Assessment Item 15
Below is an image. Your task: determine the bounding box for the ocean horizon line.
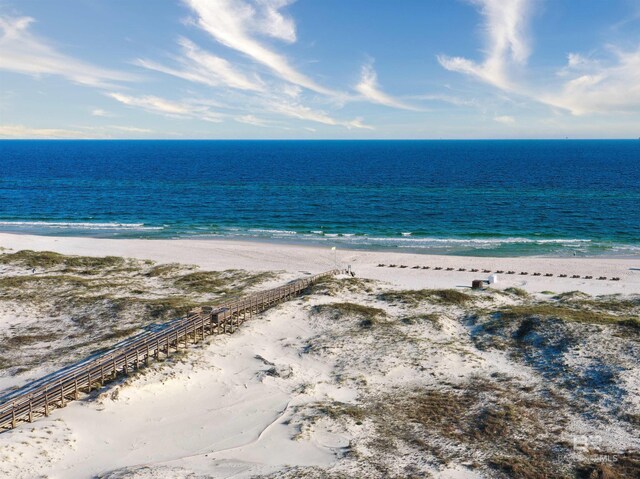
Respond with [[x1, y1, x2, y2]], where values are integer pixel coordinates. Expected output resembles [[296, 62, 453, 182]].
[[1, 138, 640, 142]]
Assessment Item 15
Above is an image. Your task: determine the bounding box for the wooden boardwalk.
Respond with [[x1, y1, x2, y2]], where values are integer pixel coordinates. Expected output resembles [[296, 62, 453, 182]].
[[0, 269, 340, 431]]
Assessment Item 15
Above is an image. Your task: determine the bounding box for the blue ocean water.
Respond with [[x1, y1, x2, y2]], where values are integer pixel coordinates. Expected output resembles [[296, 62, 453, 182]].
[[0, 140, 638, 257]]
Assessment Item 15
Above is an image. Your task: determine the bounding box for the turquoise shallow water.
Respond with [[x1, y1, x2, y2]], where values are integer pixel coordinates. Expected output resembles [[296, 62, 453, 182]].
[[0, 140, 639, 257]]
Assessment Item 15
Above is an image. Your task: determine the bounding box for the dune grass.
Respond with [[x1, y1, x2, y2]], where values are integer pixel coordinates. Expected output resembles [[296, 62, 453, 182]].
[[312, 302, 386, 319], [0, 250, 127, 271], [378, 288, 473, 306], [504, 287, 530, 298], [306, 276, 376, 296], [0, 250, 280, 373], [497, 303, 640, 330]]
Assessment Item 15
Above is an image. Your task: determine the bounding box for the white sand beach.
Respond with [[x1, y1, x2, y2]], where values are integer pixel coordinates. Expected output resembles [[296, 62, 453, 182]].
[[0, 233, 638, 478], [1, 233, 639, 295]]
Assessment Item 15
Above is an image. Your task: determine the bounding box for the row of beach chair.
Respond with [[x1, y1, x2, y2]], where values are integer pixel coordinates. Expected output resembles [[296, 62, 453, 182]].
[[375, 264, 620, 281]]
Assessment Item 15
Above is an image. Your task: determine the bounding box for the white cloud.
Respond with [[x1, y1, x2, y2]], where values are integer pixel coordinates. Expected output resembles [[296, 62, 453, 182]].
[[494, 115, 515, 124], [255, 0, 297, 42], [108, 125, 153, 133], [0, 124, 91, 138], [235, 114, 272, 126], [411, 94, 479, 108], [136, 37, 264, 91], [437, 0, 532, 91], [543, 47, 640, 115], [0, 16, 135, 88], [184, 0, 338, 96], [107, 92, 222, 122], [438, 1, 640, 116], [270, 101, 373, 129], [355, 62, 417, 110], [91, 108, 113, 117]]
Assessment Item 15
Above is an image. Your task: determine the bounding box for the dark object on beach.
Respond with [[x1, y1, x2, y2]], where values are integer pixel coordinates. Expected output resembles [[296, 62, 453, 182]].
[[597, 276, 607, 280], [559, 274, 567, 278], [520, 271, 528, 275], [533, 272, 541, 276], [458, 268, 466, 271], [446, 267, 454, 271], [612, 277, 620, 281], [399, 265, 408, 269], [483, 269, 492, 273], [412, 265, 420, 269], [470, 268, 479, 272], [471, 279, 486, 290], [507, 271, 515, 274], [544, 273, 553, 277], [584, 275, 593, 279], [422, 266, 430, 270], [377, 264, 385, 267], [495, 270, 504, 273], [435, 267, 443, 270], [572, 274, 580, 278], [389, 264, 397, 268]]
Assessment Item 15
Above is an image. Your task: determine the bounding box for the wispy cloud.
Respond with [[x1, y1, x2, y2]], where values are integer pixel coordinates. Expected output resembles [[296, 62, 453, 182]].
[[542, 47, 640, 115], [107, 92, 222, 122], [91, 108, 114, 117], [108, 125, 153, 133], [0, 16, 135, 88], [136, 37, 264, 91], [438, 0, 640, 116], [494, 115, 515, 124], [437, 0, 532, 91], [183, 0, 338, 96], [0, 124, 91, 138], [411, 93, 479, 108], [355, 62, 417, 110], [270, 101, 373, 129], [235, 114, 273, 127]]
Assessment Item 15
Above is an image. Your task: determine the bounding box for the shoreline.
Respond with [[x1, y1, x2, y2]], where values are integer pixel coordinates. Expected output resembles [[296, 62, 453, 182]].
[[2, 232, 639, 296], [0, 228, 639, 260]]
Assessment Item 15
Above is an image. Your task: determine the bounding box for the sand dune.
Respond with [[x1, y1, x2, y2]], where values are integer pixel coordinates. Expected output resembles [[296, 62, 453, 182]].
[[0, 234, 638, 478]]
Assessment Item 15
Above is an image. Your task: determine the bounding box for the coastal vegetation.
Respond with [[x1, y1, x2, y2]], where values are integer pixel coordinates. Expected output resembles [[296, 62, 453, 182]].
[[0, 249, 280, 379], [294, 279, 640, 478], [378, 288, 474, 306], [1, 250, 638, 478]]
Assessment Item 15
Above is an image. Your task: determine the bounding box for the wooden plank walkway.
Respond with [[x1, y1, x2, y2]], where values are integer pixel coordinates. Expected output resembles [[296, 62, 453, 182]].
[[0, 269, 340, 431]]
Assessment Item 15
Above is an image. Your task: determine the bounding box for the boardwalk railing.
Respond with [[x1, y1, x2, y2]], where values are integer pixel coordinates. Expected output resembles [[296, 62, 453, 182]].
[[0, 269, 341, 430]]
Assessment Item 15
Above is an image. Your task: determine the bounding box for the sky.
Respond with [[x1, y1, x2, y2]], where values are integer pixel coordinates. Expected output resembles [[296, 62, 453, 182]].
[[1, 0, 640, 139]]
